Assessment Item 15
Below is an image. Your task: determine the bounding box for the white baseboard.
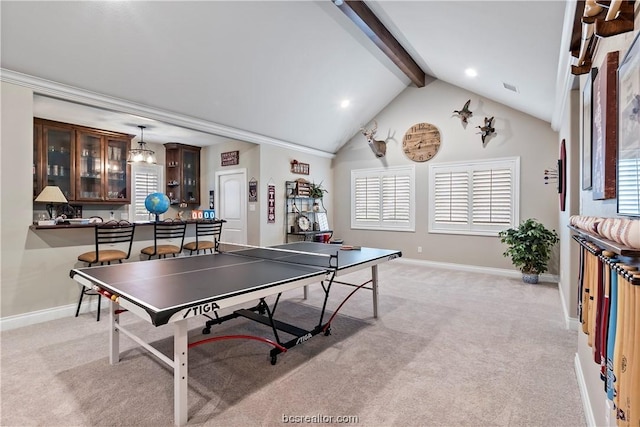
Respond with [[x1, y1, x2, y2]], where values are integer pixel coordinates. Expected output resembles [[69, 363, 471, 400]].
[[557, 283, 581, 331], [395, 257, 559, 283], [0, 298, 102, 332], [574, 353, 597, 427]]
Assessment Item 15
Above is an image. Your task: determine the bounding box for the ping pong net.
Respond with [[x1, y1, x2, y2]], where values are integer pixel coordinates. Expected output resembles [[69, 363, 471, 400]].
[[217, 242, 338, 269]]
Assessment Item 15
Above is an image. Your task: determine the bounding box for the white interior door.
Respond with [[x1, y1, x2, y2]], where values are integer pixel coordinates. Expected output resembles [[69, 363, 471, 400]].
[[216, 169, 247, 244]]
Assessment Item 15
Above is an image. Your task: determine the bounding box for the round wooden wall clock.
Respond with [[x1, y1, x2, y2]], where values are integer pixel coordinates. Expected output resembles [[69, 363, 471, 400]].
[[402, 122, 441, 162]]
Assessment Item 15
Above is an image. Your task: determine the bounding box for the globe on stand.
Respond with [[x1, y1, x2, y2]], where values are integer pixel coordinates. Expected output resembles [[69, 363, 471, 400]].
[[144, 192, 170, 222]]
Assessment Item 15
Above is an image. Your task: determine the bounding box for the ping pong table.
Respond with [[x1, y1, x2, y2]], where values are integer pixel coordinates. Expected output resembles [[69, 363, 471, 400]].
[[69, 241, 401, 426]]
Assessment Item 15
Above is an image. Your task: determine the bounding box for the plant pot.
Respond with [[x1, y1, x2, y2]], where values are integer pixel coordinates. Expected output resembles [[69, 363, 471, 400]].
[[522, 272, 539, 284]]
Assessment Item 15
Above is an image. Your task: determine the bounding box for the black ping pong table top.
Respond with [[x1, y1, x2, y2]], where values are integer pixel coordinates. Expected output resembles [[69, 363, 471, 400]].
[[70, 242, 401, 326]]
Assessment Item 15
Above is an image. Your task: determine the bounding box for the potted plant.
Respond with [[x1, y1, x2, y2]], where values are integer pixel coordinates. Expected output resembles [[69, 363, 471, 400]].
[[498, 218, 559, 284], [309, 181, 328, 199]]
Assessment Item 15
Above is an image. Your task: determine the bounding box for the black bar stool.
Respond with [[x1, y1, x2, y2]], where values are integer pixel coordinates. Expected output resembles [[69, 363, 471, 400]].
[[76, 220, 136, 321]]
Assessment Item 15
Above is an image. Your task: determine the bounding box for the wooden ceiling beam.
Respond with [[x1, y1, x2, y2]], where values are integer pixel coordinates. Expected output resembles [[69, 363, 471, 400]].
[[336, 0, 426, 87]]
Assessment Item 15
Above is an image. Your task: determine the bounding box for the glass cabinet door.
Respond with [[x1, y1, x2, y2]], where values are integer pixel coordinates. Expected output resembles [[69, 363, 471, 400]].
[[166, 149, 181, 205], [43, 125, 74, 201], [33, 124, 41, 198], [77, 131, 103, 201], [105, 137, 129, 202], [183, 149, 199, 204]]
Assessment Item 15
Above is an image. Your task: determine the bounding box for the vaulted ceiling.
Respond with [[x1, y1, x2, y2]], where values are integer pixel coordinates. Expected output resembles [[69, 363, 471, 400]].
[[1, 1, 571, 155]]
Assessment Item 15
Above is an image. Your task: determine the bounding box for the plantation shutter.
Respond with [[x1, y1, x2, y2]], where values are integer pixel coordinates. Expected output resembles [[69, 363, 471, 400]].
[[382, 174, 411, 223], [617, 157, 640, 216], [354, 176, 380, 222], [131, 164, 163, 222], [351, 165, 415, 230], [433, 171, 469, 224], [472, 168, 512, 225], [429, 157, 519, 235]]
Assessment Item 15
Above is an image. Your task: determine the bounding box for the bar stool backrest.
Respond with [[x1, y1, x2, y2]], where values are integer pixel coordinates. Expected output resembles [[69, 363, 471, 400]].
[[184, 220, 224, 255], [91, 220, 136, 263], [143, 219, 187, 258]]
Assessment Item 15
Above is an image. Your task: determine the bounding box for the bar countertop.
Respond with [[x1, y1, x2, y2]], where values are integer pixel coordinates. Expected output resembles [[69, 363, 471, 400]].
[[29, 218, 225, 230]]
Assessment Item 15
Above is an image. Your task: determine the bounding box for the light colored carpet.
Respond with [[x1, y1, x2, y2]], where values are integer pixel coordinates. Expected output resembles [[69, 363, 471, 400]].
[[0, 261, 585, 426]]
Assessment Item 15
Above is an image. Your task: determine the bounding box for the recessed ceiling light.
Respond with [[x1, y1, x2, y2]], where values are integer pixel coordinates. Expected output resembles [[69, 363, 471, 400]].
[[465, 68, 478, 77], [340, 99, 350, 108]]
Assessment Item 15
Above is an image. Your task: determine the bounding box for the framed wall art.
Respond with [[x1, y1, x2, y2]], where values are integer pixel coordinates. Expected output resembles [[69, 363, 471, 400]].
[[617, 32, 640, 217], [582, 68, 597, 190], [221, 150, 239, 166], [592, 51, 619, 200]]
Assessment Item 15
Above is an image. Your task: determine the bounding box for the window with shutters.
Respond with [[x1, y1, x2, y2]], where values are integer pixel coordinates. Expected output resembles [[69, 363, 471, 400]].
[[617, 157, 640, 216], [428, 157, 519, 236], [351, 165, 415, 231], [130, 163, 164, 222]]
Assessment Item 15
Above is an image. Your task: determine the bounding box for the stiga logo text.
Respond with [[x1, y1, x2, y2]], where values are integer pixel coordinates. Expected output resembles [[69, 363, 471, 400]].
[[183, 302, 220, 318], [295, 333, 313, 345]]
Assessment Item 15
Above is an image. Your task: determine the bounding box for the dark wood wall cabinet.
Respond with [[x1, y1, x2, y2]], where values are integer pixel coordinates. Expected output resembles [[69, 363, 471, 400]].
[[164, 143, 201, 206], [33, 118, 133, 204]]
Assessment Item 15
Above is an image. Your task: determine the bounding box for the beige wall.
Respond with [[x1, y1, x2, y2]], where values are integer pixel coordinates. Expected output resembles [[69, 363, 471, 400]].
[[259, 144, 333, 247], [332, 79, 560, 272], [0, 81, 333, 322], [0, 82, 174, 319], [201, 139, 261, 246], [572, 8, 640, 427], [557, 88, 582, 326]]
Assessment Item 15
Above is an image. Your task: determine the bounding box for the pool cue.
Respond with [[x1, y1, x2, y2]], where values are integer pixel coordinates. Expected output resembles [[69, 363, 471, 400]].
[[578, 243, 585, 322], [614, 267, 628, 416], [583, 246, 593, 337], [598, 252, 615, 385], [587, 247, 600, 346], [628, 273, 640, 427], [617, 266, 637, 424], [593, 254, 605, 364], [606, 265, 618, 402]]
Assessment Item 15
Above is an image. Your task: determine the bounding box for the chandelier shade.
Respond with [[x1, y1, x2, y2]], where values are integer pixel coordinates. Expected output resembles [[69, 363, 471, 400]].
[[127, 125, 156, 164]]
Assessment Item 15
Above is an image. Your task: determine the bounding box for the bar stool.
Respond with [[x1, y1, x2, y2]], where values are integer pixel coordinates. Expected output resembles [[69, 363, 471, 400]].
[[183, 219, 223, 255], [140, 219, 187, 260], [76, 220, 136, 321]]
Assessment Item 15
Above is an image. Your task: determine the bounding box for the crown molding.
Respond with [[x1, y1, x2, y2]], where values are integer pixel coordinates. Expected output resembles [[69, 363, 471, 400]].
[[0, 68, 335, 159]]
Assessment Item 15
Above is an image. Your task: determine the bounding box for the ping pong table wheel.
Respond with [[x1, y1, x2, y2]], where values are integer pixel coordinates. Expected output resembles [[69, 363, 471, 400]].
[[202, 327, 211, 335], [324, 327, 332, 336], [271, 355, 278, 365]]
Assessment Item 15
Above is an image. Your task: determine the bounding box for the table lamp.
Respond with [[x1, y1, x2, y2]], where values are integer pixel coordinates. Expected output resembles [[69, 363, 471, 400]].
[[34, 186, 68, 219]]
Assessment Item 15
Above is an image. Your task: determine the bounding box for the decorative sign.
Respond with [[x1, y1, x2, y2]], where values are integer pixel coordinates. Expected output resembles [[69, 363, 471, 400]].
[[191, 209, 216, 220], [290, 160, 309, 175], [559, 140, 566, 212], [249, 178, 258, 202], [267, 184, 275, 223], [221, 151, 239, 166]]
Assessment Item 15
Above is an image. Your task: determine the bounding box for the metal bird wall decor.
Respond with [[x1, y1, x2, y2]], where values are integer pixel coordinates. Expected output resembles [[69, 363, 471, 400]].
[[453, 99, 473, 125], [477, 116, 496, 145]]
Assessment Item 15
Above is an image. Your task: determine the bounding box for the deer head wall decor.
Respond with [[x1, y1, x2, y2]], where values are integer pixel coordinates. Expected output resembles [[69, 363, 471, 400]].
[[360, 120, 387, 158]]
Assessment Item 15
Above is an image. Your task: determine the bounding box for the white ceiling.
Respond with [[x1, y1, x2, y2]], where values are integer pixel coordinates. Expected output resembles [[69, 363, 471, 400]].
[[1, 1, 571, 154]]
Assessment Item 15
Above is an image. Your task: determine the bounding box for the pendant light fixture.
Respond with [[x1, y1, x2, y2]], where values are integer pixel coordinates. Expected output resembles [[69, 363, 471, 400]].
[[127, 125, 156, 163]]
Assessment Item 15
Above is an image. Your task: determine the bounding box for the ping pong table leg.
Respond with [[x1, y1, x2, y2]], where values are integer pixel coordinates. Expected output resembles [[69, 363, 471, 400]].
[[174, 320, 188, 426], [303, 285, 308, 300], [372, 265, 379, 319], [109, 300, 120, 364]]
